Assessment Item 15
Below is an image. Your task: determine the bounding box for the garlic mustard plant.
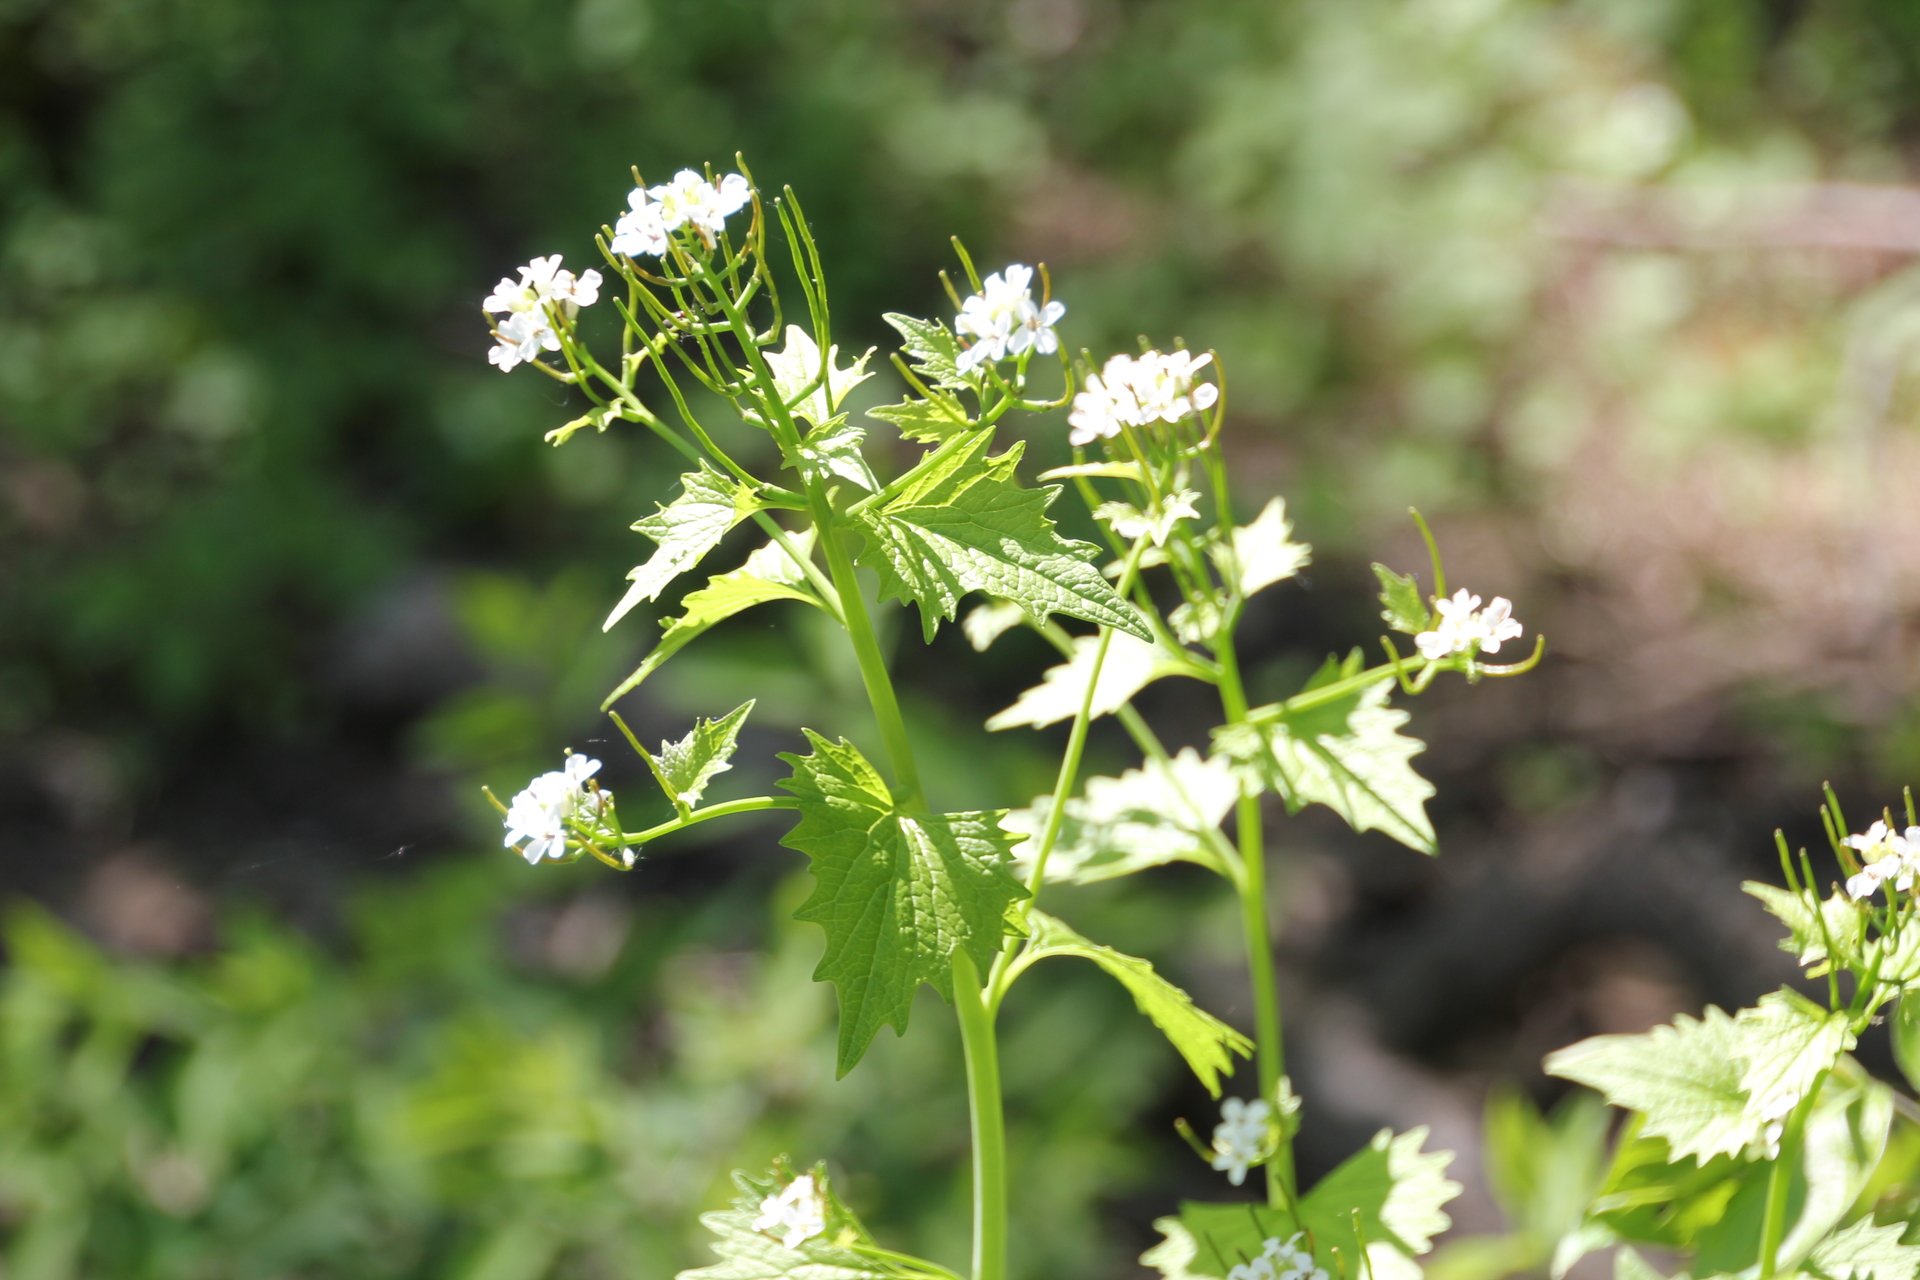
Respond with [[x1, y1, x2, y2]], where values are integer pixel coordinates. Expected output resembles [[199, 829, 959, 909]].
[[471, 155, 1918, 1280]]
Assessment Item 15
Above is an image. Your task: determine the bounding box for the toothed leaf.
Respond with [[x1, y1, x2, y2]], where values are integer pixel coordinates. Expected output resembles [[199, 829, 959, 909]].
[[649, 701, 755, 809], [778, 733, 1026, 1074], [1025, 910, 1252, 1096], [853, 431, 1149, 643], [1217, 655, 1435, 854], [1374, 564, 1431, 635], [606, 464, 767, 629], [1216, 498, 1310, 597], [604, 533, 820, 708]]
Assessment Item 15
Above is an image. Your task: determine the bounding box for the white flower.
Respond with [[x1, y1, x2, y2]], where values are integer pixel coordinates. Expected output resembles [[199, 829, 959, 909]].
[[613, 170, 751, 255], [647, 168, 753, 235], [1208, 1096, 1270, 1186], [751, 1173, 827, 1250], [1843, 820, 1920, 900], [501, 752, 610, 864], [482, 255, 600, 368], [1414, 589, 1525, 660], [488, 310, 557, 372], [1257, 1234, 1328, 1280], [1016, 296, 1067, 357], [955, 264, 1065, 372], [554, 267, 601, 308], [611, 190, 670, 258], [1068, 354, 1144, 445], [1227, 1236, 1326, 1280], [1067, 349, 1216, 445], [483, 254, 601, 316], [1130, 350, 1219, 424]]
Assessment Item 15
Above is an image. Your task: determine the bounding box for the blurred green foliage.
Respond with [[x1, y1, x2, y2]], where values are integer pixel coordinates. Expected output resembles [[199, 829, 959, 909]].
[[11, 0, 1920, 758], [0, 860, 1236, 1277]]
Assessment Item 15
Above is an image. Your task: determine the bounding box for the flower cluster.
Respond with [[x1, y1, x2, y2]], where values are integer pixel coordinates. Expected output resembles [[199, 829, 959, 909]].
[[482, 254, 602, 371], [954, 264, 1065, 373], [1227, 1233, 1330, 1280], [1067, 349, 1219, 446], [1208, 1096, 1270, 1186], [611, 168, 752, 259], [751, 1173, 827, 1249], [1414, 589, 1524, 661], [502, 752, 613, 865], [1843, 820, 1920, 901]]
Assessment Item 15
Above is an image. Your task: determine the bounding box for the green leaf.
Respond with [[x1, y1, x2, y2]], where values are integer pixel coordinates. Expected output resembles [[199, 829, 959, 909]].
[[1098, 490, 1202, 549], [1880, 924, 1920, 987], [794, 419, 879, 493], [882, 312, 968, 390], [868, 396, 974, 444], [603, 533, 821, 708], [1146, 1129, 1458, 1280], [606, 463, 767, 630], [1024, 911, 1252, 1096], [1480, 1088, 1611, 1246], [1218, 656, 1436, 854], [1742, 882, 1866, 975], [986, 633, 1191, 731], [680, 1163, 902, 1280], [961, 600, 1026, 653], [1805, 1215, 1920, 1280], [1374, 564, 1431, 635], [1038, 460, 1148, 483], [1577, 1127, 1742, 1258], [763, 325, 875, 427], [1731, 989, 1855, 1127], [1300, 1127, 1461, 1263], [1688, 1071, 1892, 1275], [1143, 1204, 1297, 1280], [778, 733, 1027, 1075], [1006, 748, 1238, 884], [1612, 1248, 1688, 1280], [1545, 1006, 1759, 1164], [647, 701, 753, 809], [853, 431, 1150, 643], [1895, 995, 1920, 1095], [1215, 497, 1310, 597]]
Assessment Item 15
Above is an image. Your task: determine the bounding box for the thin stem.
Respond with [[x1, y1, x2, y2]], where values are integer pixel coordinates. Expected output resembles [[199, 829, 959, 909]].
[[1012, 538, 1152, 903], [1215, 629, 1294, 1202], [615, 795, 800, 847], [952, 951, 1008, 1280]]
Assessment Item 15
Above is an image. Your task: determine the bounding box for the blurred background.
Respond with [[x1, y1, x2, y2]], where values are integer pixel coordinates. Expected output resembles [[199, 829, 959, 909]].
[[6, 0, 1920, 1275]]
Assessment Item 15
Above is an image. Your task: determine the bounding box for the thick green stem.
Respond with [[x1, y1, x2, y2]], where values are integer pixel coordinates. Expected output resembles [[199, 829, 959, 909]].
[[1215, 631, 1295, 1201], [699, 249, 1003, 1279], [952, 951, 1008, 1280]]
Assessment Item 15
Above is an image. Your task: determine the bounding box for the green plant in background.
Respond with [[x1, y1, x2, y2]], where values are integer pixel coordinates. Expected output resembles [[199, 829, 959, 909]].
[[1543, 791, 1920, 1280], [480, 157, 1546, 1280]]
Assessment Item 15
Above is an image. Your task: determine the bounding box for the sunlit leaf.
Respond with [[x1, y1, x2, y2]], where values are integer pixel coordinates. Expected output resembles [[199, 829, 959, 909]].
[[778, 733, 1026, 1075]]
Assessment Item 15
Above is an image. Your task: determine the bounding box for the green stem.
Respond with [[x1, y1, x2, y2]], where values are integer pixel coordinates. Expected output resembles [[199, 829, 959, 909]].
[[1215, 631, 1295, 1202], [819, 517, 924, 808], [952, 950, 1008, 1280], [615, 795, 800, 846], [1757, 1090, 1814, 1280], [1010, 538, 1152, 904]]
